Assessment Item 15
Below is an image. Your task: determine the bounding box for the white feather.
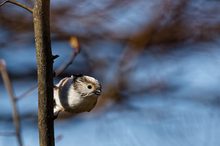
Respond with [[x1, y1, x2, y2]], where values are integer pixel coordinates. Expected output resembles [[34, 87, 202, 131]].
[[67, 86, 82, 107]]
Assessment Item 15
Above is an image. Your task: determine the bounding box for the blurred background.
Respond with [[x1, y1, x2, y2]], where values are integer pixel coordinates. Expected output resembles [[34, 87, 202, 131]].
[[1, 0, 220, 146]]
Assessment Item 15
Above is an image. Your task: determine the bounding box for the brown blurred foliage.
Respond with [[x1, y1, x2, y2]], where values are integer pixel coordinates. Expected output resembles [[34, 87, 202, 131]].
[[1, 0, 220, 108], [1, 0, 220, 45]]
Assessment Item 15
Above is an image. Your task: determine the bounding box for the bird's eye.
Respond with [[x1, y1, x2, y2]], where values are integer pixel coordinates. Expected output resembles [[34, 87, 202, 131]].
[[87, 85, 92, 89]]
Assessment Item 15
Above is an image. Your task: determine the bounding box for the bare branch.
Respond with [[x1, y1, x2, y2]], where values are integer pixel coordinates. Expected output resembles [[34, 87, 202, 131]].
[[0, 59, 23, 146], [55, 36, 80, 76], [0, 0, 33, 13], [16, 37, 80, 101], [54, 49, 79, 76], [16, 84, 37, 100]]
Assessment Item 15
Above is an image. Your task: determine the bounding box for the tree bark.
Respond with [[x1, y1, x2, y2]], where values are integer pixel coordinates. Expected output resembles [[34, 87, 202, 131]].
[[33, 0, 55, 146]]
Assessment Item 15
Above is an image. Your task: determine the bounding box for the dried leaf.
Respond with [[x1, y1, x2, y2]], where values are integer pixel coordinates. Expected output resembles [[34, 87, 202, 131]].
[[69, 36, 80, 53]]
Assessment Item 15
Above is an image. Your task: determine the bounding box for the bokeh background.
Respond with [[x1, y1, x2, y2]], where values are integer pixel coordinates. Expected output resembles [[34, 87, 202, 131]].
[[1, 0, 220, 146]]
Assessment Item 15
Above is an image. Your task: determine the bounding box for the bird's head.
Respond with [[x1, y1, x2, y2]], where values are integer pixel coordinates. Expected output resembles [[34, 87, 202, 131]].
[[72, 75, 101, 97]]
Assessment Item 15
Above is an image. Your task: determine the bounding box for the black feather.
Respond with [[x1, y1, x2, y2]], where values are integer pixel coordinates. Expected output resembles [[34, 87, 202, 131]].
[[72, 74, 83, 82]]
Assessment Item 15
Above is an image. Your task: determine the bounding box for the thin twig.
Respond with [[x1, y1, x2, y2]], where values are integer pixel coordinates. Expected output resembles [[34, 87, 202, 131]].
[[0, 0, 33, 13], [0, 59, 23, 146], [16, 84, 37, 100], [55, 37, 80, 76], [55, 49, 79, 76]]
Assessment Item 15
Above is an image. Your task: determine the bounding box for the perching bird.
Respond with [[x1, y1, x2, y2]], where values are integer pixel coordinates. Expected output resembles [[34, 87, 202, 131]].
[[53, 74, 101, 119]]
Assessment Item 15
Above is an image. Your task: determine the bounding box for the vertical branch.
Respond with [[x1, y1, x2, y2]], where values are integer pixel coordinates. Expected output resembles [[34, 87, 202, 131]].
[[0, 60, 23, 146], [33, 0, 55, 146]]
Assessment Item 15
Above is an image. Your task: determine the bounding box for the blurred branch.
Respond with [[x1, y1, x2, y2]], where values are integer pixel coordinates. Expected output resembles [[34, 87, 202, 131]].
[[0, 59, 23, 146], [0, 131, 16, 136], [55, 36, 80, 76], [0, 0, 33, 13], [103, 0, 175, 104], [55, 134, 63, 143]]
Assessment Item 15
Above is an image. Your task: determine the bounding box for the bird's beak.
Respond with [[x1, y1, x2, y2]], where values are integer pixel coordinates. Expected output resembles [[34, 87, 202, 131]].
[[94, 89, 101, 96]]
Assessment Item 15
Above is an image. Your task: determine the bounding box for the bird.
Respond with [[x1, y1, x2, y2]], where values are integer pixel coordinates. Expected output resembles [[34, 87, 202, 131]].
[[53, 74, 101, 119]]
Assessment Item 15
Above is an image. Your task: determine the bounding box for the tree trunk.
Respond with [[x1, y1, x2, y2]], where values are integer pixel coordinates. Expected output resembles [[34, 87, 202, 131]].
[[33, 0, 55, 146]]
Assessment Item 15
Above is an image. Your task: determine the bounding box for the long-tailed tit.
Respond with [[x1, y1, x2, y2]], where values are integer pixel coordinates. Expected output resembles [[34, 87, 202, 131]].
[[53, 75, 101, 119]]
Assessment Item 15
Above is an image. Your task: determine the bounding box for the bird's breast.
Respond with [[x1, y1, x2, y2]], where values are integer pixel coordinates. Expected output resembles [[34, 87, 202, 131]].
[[66, 94, 98, 113]]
